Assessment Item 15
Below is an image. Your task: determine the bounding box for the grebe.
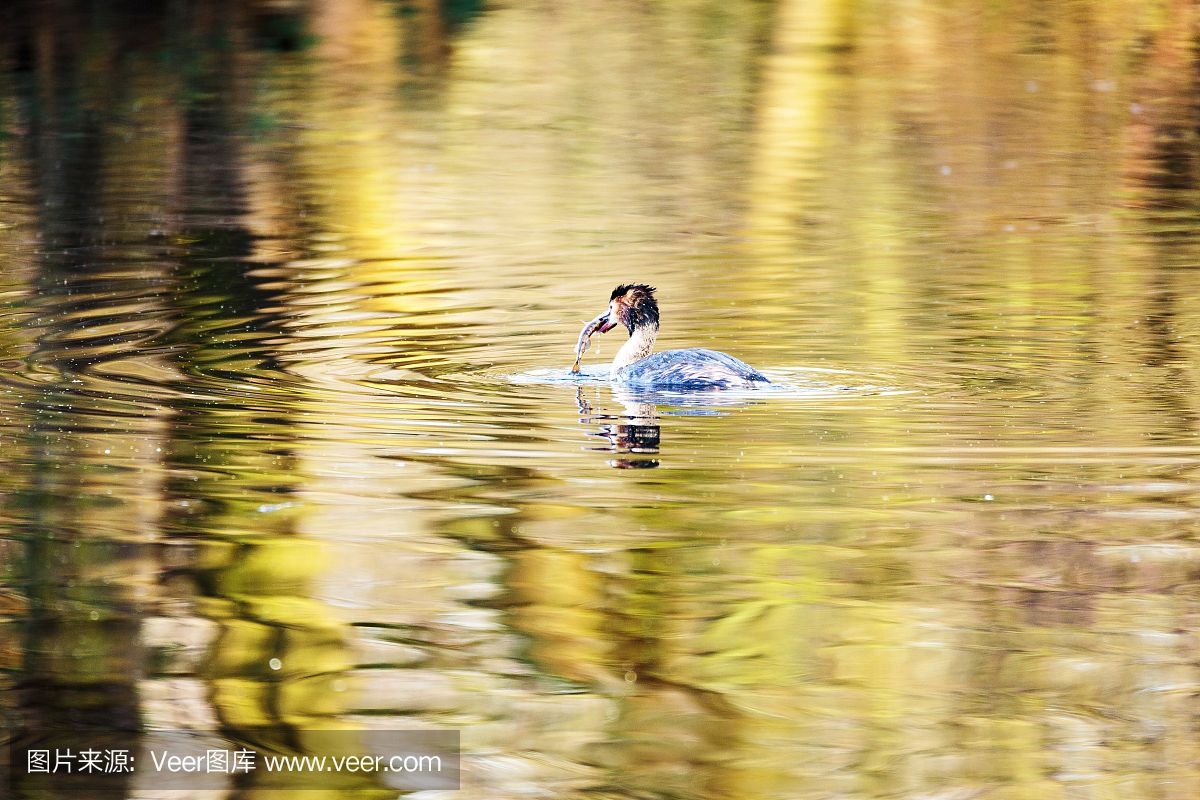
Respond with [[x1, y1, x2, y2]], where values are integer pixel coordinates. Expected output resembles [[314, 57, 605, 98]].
[[579, 284, 769, 389]]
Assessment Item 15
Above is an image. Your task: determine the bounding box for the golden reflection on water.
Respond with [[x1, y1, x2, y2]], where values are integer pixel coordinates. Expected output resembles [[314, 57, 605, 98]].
[[2, 1, 1200, 799]]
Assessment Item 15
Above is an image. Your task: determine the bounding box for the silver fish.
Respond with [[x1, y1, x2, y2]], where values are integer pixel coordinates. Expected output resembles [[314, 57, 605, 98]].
[[571, 316, 603, 373]]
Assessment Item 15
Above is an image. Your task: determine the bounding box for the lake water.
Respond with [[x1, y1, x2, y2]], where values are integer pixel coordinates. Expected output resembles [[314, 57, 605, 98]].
[[2, 1, 1200, 798]]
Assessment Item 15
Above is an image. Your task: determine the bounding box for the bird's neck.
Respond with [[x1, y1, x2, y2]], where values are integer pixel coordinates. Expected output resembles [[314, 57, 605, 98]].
[[612, 324, 658, 371]]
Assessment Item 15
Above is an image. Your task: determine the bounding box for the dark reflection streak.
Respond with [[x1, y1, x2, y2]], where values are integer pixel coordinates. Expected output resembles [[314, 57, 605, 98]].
[[4, 3, 179, 787], [158, 9, 373, 793], [14, 2, 184, 399], [1134, 19, 1200, 436], [1138, 270, 1200, 438], [168, 11, 298, 385]]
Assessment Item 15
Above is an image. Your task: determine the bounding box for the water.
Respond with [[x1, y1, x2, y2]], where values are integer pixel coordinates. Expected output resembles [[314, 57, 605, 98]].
[[2, 1, 1200, 798]]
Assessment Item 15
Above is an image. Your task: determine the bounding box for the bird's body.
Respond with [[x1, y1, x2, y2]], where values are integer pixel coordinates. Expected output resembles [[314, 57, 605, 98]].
[[575, 284, 768, 390], [617, 348, 768, 389]]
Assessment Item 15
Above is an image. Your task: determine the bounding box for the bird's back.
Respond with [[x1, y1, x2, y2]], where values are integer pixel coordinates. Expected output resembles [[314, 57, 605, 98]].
[[616, 348, 769, 389]]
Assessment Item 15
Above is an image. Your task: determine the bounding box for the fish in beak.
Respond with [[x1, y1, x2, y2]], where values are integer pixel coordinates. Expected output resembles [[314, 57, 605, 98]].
[[592, 308, 618, 334], [571, 308, 618, 373]]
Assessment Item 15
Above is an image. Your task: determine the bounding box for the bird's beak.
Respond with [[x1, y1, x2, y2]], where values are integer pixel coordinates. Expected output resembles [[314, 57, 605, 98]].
[[590, 308, 618, 334]]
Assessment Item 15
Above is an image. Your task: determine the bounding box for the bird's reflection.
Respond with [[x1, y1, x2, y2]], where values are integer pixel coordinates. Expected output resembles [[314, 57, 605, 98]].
[[575, 384, 764, 468], [577, 387, 661, 469]]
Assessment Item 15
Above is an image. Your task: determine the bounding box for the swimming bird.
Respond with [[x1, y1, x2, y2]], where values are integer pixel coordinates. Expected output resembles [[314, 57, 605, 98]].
[[578, 284, 769, 389]]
